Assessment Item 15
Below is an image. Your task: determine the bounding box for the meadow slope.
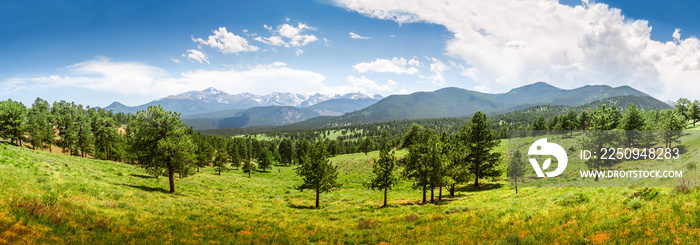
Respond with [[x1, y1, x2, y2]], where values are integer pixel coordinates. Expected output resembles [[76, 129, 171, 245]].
[[1, 143, 700, 244]]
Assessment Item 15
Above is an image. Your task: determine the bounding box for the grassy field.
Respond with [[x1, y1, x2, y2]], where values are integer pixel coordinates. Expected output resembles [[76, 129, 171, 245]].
[[2, 141, 700, 244]]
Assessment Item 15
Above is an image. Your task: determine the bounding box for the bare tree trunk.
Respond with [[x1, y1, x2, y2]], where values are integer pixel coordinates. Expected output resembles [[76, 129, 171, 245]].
[[450, 183, 455, 197], [430, 188, 434, 203], [422, 185, 426, 204], [439, 186, 442, 200]]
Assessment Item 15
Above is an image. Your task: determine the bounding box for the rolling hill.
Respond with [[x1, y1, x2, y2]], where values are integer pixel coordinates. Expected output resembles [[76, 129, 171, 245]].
[[280, 83, 668, 129]]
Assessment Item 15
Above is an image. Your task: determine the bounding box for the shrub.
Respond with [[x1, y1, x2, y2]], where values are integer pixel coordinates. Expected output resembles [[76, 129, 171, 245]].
[[554, 193, 589, 207], [404, 214, 419, 222], [625, 197, 643, 210], [357, 218, 378, 230]]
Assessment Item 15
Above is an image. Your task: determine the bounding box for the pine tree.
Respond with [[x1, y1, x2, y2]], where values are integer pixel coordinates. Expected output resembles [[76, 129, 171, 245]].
[[257, 148, 272, 172], [360, 137, 374, 155], [241, 157, 255, 178], [213, 151, 228, 175], [128, 105, 196, 193], [509, 150, 526, 194], [26, 98, 54, 151], [366, 140, 397, 207], [295, 141, 340, 208], [278, 138, 294, 165], [460, 111, 502, 187], [0, 99, 28, 146]]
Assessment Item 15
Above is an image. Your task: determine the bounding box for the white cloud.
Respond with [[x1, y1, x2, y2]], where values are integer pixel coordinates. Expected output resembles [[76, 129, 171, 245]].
[[337, 0, 700, 100], [171, 58, 182, 64], [321, 75, 395, 94], [192, 27, 259, 54], [349, 32, 372, 39], [183, 49, 209, 64], [353, 57, 420, 74], [254, 22, 320, 50], [428, 57, 449, 85], [1, 58, 327, 97]]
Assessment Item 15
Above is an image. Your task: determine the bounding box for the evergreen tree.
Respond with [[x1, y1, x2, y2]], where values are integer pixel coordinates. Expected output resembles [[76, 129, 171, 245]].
[[241, 157, 255, 178], [366, 140, 397, 207], [402, 123, 424, 148], [403, 127, 437, 203], [295, 141, 340, 208], [359, 137, 374, 155], [578, 110, 590, 130], [0, 99, 28, 146], [509, 150, 526, 194], [26, 98, 54, 151], [295, 139, 311, 165], [128, 105, 196, 193], [460, 111, 502, 187], [75, 105, 93, 158], [620, 104, 645, 147], [195, 141, 213, 172], [690, 100, 700, 127], [675, 98, 691, 120], [582, 105, 623, 181], [278, 138, 294, 165], [326, 139, 339, 156], [213, 151, 228, 175], [257, 148, 272, 172]]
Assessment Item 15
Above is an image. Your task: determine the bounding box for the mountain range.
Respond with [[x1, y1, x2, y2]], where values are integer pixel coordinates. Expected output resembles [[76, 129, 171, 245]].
[[281, 82, 669, 129], [105, 82, 670, 130], [105, 88, 383, 116]]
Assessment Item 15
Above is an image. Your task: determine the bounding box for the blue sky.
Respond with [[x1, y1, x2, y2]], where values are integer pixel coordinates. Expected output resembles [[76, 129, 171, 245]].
[[2, 0, 700, 107]]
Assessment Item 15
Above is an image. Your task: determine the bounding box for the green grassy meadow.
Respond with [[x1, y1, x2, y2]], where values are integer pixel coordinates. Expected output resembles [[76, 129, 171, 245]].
[[2, 141, 700, 244]]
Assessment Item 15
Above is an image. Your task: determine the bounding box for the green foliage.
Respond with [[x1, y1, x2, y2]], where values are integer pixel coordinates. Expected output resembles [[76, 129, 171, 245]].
[[366, 141, 397, 207], [26, 98, 54, 150], [295, 141, 340, 208], [460, 111, 501, 186], [241, 157, 255, 178], [128, 105, 196, 193], [359, 137, 374, 155], [554, 193, 589, 207], [213, 151, 228, 175], [278, 138, 294, 164], [257, 148, 272, 172], [0, 99, 28, 146], [508, 150, 525, 193]]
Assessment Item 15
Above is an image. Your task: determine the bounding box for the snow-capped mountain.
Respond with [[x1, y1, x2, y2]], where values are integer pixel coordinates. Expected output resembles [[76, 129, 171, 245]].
[[159, 87, 382, 107], [105, 87, 384, 116]]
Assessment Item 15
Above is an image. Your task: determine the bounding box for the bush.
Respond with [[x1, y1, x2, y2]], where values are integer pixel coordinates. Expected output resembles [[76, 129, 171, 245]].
[[625, 197, 643, 210], [627, 187, 659, 201], [357, 218, 378, 230], [554, 193, 589, 207]]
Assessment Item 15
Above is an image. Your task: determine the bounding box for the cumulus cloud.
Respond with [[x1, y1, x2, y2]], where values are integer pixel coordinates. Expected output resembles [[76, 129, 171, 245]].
[[353, 57, 421, 74], [254, 22, 319, 50], [349, 32, 372, 39], [428, 57, 448, 85], [183, 49, 209, 64], [336, 0, 700, 100], [192, 27, 259, 54], [0, 58, 328, 97], [171, 58, 182, 64]]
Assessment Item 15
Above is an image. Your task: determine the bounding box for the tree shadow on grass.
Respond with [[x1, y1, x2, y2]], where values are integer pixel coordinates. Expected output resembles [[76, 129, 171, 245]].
[[455, 182, 504, 193], [287, 203, 317, 210], [121, 183, 170, 194], [130, 174, 154, 179]]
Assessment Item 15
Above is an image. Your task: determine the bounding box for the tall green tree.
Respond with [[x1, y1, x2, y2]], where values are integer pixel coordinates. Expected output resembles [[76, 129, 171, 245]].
[[0, 99, 28, 146], [295, 141, 340, 209], [690, 100, 700, 127], [582, 105, 623, 181], [257, 148, 272, 172], [403, 127, 438, 203], [620, 104, 646, 147], [241, 157, 255, 178], [366, 140, 398, 207], [295, 139, 311, 165], [509, 150, 526, 194], [128, 105, 196, 193], [460, 111, 502, 187], [213, 150, 228, 175], [75, 105, 93, 158], [278, 138, 294, 165], [26, 98, 54, 151], [402, 123, 424, 148], [675, 98, 691, 120], [52, 101, 78, 155], [359, 137, 374, 155]]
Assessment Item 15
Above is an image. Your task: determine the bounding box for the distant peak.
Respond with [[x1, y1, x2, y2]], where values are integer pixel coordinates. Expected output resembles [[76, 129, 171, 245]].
[[202, 87, 224, 94]]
